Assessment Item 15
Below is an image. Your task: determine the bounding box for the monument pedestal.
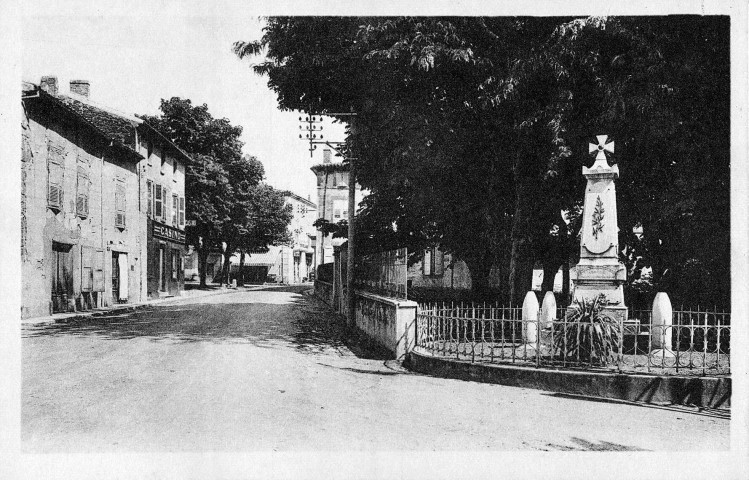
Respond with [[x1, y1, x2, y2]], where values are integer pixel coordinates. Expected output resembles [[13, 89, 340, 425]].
[[570, 135, 627, 322]]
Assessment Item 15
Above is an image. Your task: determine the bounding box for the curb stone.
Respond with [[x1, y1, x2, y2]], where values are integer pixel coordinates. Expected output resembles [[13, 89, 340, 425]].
[[407, 349, 731, 409]]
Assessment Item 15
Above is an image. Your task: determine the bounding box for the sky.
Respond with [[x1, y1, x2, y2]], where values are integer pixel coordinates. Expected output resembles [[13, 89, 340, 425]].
[[22, 8, 346, 204]]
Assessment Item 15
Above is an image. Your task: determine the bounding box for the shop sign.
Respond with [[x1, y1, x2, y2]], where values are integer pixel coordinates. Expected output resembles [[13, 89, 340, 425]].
[[153, 222, 186, 244]]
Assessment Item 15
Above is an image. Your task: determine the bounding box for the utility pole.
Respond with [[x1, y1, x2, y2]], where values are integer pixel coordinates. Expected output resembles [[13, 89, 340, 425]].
[[346, 123, 356, 327], [299, 111, 357, 325]]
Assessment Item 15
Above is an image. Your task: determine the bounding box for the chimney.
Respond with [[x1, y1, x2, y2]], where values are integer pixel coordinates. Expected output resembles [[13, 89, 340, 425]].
[[323, 149, 331, 164], [40, 76, 58, 95], [70, 79, 90, 99]]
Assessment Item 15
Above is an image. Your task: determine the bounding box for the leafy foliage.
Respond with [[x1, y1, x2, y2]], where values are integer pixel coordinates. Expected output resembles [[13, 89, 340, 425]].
[[238, 16, 730, 307], [554, 295, 621, 365]]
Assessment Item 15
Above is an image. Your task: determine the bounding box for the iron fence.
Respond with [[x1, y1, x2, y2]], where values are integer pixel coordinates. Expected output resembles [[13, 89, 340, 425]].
[[353, 247, 408, 299], [415, 302, 730, 376]]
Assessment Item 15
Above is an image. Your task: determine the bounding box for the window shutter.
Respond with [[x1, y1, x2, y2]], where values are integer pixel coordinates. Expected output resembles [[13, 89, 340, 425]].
[[47, 154, 64, 209], [76, 167, 89, 217], [434, 248, 444, 276], [115, 181, 126, 228], [154, 183, 163, 219], [172, 194, 178, 226], [423, 249, 432, 276], [147, 180, 153, 217], [162, 186, 168, 221], [179, 197, 185, 228]]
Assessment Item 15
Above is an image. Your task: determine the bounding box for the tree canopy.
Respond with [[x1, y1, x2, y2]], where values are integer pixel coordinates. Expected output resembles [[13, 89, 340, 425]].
[[236, 16, 730, 307]]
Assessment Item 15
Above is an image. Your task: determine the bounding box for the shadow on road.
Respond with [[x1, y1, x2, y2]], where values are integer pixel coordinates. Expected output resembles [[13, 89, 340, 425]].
[[23, 289, 389, 361], [545, 437, 648, 451]]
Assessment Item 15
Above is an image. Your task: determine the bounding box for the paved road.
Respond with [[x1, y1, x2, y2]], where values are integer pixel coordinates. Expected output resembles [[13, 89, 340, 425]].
[[22, 286, 729, 452]]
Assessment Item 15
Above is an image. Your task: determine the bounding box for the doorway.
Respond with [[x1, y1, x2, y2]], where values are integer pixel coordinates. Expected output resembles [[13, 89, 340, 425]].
[[112, 251, 129, 303], [51, 242, 73, 313], [159, 245, 166, 292]]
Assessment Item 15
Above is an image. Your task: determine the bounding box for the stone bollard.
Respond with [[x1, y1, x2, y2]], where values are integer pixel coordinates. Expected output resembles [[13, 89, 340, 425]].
[[522, 291, 539, 345], [651, 292, 674, 357], [231, 279, 238, 289], [540, 291, 557, 329]]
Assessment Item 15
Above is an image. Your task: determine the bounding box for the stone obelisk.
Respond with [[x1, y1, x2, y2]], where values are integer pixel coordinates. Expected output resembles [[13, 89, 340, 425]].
[[571, 135, 627, 323]]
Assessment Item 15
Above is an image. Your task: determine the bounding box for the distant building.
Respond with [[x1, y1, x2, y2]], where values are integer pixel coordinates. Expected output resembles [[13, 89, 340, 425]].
[[20, 76, 188, 318], [310, 149, 364, 267], [231, 191, 317, 284]]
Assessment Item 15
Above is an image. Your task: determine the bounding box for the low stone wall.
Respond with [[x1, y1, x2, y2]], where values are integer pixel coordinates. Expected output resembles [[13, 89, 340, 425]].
[[354, 291, 417, 360], [314, 280, 334, 306], [314, 281, 417, 360]]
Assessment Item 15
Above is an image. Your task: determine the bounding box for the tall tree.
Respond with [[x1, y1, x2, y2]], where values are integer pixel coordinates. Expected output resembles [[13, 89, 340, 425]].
[[237, 16, 730, 307], [142, 98, 293, 288]]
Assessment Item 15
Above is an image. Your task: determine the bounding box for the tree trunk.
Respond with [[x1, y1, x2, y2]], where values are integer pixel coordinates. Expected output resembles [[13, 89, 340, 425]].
[[221, 245, 233, 286], [562, 257, 570, 304], [198, 244, 209, 288], [508, 237, 534, 305], [508, 183, 535, 304], [238, 248, 246, 286], [541, 261, 560, 294], [463, 254, 494, 299]]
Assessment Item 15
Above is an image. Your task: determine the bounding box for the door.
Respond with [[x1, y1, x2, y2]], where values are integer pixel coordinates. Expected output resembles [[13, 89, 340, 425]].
[[111, 252, 120, 303], [117, 252, 129, 301], [51, 242, 73, 313], [159, 245, 166, 291]]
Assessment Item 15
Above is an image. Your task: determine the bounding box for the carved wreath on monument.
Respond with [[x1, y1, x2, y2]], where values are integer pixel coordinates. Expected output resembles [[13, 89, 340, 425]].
[[591, 196, 604, 240]]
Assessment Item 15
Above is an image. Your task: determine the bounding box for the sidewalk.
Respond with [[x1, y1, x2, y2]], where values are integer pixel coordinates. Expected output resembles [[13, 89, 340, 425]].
[[22, 283, 270, 326]]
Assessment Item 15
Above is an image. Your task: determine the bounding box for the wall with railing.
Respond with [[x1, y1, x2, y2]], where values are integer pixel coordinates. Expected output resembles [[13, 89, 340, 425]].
[[415, 294, 730, 377]]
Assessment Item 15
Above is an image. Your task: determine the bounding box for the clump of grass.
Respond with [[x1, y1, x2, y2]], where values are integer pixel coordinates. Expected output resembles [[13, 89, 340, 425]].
[[554, 294, 621, 365]]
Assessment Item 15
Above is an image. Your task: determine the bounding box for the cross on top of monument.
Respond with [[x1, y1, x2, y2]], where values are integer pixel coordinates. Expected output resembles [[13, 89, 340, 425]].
[[589, 135, 615, 161]]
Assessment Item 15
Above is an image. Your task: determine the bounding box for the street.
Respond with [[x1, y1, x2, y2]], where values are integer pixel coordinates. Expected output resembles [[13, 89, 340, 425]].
[[22, 286, 729, 452]]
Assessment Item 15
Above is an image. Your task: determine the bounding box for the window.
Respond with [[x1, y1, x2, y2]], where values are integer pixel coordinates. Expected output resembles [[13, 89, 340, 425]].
[[333, 200, 346, 221], [179, 196, 185, 228], [423, 247, 444, 277], [47, 141, 64, 210], [160, 147, 167, 174], [172, 194, 178, 226], [76, 167, 89, 217], [146, 180, 153, 217], [147, 140, 153, 165], [332, 174, 337, 187], [115, 181, 126, 228], [154, 183, 163, 219]]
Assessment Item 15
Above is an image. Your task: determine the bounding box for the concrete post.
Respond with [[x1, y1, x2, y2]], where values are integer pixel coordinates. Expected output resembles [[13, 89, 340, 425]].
[[522, 291, 539, 344], [540, 291, 557, 329], [651, 292, 675, 357]]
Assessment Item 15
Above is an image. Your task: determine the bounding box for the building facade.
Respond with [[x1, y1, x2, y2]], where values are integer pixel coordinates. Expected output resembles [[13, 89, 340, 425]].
[[20, 76, 188, 319], [137, 123, 189, 298]]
